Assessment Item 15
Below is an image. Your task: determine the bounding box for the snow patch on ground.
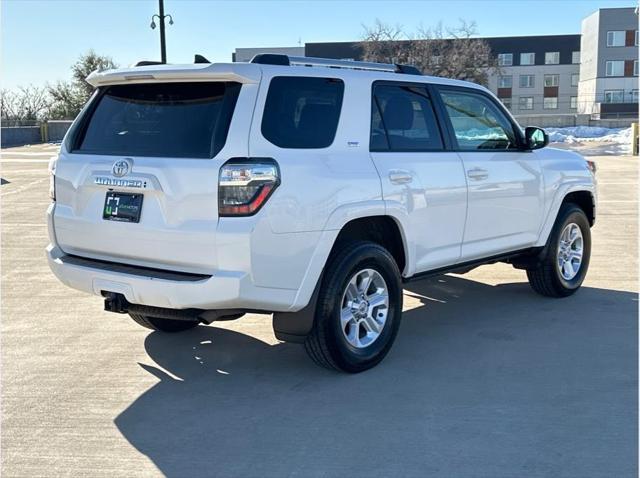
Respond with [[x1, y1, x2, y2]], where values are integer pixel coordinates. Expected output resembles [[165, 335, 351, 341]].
[[546, 126, 631, 145], [546, 126, 632, 155]]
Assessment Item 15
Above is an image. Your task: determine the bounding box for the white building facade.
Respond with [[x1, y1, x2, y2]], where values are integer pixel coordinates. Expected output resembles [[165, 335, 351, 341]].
[[578, 7, 638, 118]]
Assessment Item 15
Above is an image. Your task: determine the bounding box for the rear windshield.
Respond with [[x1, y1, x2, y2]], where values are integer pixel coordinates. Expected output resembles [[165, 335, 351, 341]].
[[73, 82, 241, 158]]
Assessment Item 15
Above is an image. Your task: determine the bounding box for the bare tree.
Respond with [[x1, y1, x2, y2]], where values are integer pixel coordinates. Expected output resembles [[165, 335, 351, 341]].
[[361, 19, 498, 85], [1, 86, 51, 121], [48, 50, 117, 119], [0, 51, 117, 123], [0, 89, 19, 120], [361, 19, 412, 64]]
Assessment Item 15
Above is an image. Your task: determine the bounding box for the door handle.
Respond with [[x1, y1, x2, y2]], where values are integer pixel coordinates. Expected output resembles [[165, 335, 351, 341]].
[[467, 168, 489, 181], [389, 170, 413, 185]]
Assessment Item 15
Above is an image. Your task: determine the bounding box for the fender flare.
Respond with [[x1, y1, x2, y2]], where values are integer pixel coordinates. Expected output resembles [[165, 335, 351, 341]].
[[302, 199, 412, 307], [273, 201, 411, 342], [535, 182, 596, 248]]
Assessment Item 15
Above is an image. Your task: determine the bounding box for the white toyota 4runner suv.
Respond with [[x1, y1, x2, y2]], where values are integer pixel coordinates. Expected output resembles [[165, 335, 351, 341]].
[[47, 54, 596, 373]]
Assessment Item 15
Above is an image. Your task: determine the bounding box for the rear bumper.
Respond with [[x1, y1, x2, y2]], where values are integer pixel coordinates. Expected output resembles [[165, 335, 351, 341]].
[[46, 244, 297, 311]]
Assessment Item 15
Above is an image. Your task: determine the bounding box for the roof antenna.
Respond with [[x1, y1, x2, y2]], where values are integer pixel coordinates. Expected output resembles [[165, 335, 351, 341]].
[[194, 54, 210, 64]]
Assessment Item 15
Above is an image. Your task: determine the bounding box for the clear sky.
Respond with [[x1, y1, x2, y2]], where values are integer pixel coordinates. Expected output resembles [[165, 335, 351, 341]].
[[1, 0, 635, 89]]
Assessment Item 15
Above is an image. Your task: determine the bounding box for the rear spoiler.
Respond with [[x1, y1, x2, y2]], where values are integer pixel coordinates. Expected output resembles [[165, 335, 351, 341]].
[[86, 62, 261, 87]]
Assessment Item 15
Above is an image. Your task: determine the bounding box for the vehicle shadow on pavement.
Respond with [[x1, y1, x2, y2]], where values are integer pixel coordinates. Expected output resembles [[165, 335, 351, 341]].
[[115, 275, 638, 478]]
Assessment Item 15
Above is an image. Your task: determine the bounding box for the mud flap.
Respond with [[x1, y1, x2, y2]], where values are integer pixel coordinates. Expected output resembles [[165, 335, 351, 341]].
[[272, 274, 322, 343]]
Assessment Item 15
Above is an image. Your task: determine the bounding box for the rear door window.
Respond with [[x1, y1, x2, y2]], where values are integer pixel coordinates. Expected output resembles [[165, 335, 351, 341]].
[[371, 84, 443, 151], [74, 82, 241, 158], [261, 76, 344, 148]]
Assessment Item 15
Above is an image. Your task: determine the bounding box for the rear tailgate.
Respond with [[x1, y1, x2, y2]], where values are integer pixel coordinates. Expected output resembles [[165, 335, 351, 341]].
[[53, 77, 258, 274]]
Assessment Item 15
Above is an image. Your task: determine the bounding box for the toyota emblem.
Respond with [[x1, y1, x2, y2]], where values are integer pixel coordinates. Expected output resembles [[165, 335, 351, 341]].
[[112, 159, 131, 177]]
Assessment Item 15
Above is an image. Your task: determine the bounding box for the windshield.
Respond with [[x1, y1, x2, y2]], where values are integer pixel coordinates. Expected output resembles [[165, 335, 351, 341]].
[[73, 81, 241, 158]]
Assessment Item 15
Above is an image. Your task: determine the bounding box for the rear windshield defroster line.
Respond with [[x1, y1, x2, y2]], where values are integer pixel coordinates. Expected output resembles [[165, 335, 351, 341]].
[[72, 81, 241, 159]]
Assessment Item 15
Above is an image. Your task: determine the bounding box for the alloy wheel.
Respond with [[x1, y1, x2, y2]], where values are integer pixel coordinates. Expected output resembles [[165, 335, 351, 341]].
[[340, 268, 389, 348], [557, 222, 584, 281]]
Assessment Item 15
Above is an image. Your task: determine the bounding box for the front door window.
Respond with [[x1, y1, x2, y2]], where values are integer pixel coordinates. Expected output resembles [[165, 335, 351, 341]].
[[438, 89, 517, 150]]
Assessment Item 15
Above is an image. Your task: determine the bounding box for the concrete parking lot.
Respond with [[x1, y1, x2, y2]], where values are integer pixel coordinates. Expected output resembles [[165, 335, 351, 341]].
[[1, 143, 637, 477]]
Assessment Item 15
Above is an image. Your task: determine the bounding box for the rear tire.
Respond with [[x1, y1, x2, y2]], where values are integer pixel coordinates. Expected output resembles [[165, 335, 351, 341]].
[[526, 203, 591, 298], [304, 241, 403, 373], [129, 313, 199, 333]]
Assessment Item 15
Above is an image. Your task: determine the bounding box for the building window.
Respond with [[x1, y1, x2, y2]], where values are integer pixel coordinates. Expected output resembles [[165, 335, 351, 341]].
[[606, 60, 624, 76], [571, 73, 579, 87], [632, 90, 639, 103], [497, 53, 513, 66], [635, 60, 639, 76], [519, 74, 535, 88], [604, 90, 624, 103], [544, 74, 559, 87], [570, 97, 577, 109], [430, 56, 442, 66], [501, 98, 512, 110], [572, 51, 580, 64], [636, 30, 639, 46], [606, 31, 625, 47], [543, 97, 558, 109], [545, 52, 560, 65], [498, 75, 512, 88], [519, 97, 534, 110], [520, 53, 535, 65]]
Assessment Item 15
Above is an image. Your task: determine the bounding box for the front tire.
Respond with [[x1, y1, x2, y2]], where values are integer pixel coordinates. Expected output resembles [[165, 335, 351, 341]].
[[129, 313, 199, 333], [305, 241, 403, 373], [527, 203, 591, 297]]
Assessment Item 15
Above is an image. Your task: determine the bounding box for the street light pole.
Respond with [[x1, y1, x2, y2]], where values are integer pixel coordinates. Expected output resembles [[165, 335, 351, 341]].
[[158, 0, 167, 63], [150, 0, 174, 64]]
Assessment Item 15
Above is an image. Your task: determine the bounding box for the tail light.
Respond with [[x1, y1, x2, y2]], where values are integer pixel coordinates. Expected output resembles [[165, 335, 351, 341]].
[[586, 160, 597, 175], [48, 156, 57, 201], [218, 159, 280, 216]]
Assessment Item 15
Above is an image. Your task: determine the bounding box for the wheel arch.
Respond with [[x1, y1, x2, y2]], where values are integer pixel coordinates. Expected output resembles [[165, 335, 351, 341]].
[[536, 185, 596, 248], [273, 212, 410, 343], [328, 215, 408, 274], [562, 190, 595, 226]]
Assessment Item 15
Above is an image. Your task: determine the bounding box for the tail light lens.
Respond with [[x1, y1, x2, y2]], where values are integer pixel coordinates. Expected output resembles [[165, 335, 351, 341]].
[[586, 160, 597, 175], [48, 156, 57, 201], [218, 159, 280, 216]]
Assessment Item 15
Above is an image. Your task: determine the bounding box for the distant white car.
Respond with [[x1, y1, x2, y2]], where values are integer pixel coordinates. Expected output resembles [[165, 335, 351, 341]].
[[47, 54, 597, 372]]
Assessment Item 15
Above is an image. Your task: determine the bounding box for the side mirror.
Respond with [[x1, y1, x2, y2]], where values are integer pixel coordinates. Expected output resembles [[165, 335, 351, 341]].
[[524, 126, 549, 150]]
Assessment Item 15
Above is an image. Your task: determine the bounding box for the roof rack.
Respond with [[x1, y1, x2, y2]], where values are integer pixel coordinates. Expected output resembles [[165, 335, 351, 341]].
[[250, 54, 421, 75], [134, 60, 164, 67]]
